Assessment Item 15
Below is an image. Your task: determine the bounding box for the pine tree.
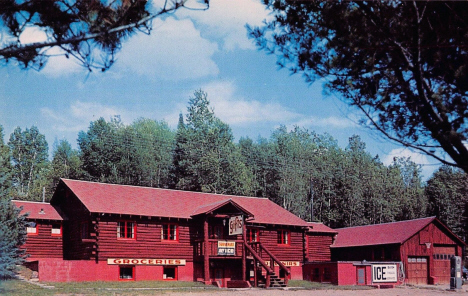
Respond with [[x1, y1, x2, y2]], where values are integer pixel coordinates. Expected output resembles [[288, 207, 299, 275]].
[[0, 125, 27, 279]]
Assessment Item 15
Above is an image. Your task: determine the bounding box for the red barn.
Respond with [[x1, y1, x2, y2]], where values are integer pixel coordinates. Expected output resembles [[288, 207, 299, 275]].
[[19, 178, 312, 287], [331, 217, 466, 285]]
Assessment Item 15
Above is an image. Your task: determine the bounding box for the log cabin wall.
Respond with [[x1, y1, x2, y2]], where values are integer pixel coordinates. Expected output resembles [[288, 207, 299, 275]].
[[23, 220, 63, 259], [95, 216, 194, 260], [257, 227, 304, 262], [307, 233, 333, 262], [54, 189, 95, 260]]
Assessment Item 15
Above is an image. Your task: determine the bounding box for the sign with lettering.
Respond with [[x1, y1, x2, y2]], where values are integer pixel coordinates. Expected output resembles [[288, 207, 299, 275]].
[[217, 241, 236, 256], [372, 264, 398, 283], [264, 261, 301, 267], [228, 215, 243, 236], [107, 259, 186, 265]]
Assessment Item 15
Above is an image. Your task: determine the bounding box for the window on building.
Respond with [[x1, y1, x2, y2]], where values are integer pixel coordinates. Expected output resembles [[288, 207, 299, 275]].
[[27, 222, 38, 235], [247, 228, 259, 243], [163, 266, 177, 280], [161, 224, 178, 241], [119, 266, 135, 280], [117, 221, 136, 239], [51, 223, 62, 236], [277, 230, 290, 245]]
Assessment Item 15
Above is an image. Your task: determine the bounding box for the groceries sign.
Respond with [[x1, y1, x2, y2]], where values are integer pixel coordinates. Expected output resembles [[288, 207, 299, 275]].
[[228, 215, 243, 236], [107, 259, 186, 265]]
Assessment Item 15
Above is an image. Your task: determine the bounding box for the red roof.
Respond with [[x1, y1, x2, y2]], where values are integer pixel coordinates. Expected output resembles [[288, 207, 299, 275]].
[[307, 222, 337, 234], [331, 217, 436, 248], [53, 179, 309, 227], [12, 200, 63, 221]]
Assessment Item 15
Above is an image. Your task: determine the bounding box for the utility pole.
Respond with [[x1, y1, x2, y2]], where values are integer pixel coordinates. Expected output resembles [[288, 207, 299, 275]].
[[310, 178, 314, 222]]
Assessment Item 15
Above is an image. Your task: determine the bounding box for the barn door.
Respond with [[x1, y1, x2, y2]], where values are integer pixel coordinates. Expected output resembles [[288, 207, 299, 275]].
[[407, 257, 428, 285], [433, 246, 456, 284]]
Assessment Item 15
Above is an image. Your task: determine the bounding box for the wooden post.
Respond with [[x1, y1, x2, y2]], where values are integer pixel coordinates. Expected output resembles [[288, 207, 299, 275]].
[[242, 216, 246, 281], [204, 217, 210, 285], [253, 257, 257, 287]]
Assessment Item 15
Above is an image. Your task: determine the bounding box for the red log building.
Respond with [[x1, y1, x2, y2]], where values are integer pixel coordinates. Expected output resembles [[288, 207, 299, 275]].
[[15, 178, 329, 287], [15, 179, 465, 287]]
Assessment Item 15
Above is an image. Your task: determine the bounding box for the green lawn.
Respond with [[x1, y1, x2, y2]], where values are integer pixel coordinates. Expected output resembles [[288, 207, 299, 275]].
[[0, 279, 374, 296], [0, 280, 217, 296]]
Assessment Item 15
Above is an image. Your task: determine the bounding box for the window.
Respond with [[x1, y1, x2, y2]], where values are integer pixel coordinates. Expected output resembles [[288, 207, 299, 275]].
[[27, 222, 38, 235], [117, 221, 136, 239], [277, 230, 290, 245], [247, 228, 259, 243], [51, 223, 62, 237], [119, 266, 135, 280], [161, 224, 178, 241], [163, 266, 177, 280]]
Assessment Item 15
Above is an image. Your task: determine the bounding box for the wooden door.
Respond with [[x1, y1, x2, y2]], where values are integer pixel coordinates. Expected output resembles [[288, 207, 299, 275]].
[[433, 246, 456, 284], [407, 257, 428, 285]]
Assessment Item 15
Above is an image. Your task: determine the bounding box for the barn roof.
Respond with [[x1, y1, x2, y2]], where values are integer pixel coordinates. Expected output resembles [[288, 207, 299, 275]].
[[12, 200, 63, 221], [52, 179, 309, 227], [307, 222, 337, 234], [331, 217, 437, 248]]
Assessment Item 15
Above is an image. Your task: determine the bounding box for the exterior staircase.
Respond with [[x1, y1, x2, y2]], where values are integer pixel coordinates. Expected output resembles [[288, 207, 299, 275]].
[[244, 242, 290, 288]]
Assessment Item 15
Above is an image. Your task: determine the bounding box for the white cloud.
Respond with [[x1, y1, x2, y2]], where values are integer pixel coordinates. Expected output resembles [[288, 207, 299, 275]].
[[41, 101, 136, 133], [18, 26, 82, 76], [382, 148, 430, 166], [180, 0, 271, 51], [116, 17, 219, 80], [200, 81, 300, 125], [382, 147, 438, 179]]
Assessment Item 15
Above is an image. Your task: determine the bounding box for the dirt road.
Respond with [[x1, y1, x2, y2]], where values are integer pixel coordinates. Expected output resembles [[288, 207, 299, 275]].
[[164, 286, 465, 296]]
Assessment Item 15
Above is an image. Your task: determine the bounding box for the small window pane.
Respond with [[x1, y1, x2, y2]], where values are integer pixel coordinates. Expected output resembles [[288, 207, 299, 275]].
[[163, 267, 176, 280], [119, 266, 134, 280]]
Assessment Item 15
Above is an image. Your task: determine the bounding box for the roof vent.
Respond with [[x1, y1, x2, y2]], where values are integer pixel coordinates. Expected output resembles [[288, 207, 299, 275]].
[[39, 208, 45, 214]]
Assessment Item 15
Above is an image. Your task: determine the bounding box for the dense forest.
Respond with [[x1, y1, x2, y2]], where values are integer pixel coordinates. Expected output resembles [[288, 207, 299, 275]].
[[1, 90, 467, 242]]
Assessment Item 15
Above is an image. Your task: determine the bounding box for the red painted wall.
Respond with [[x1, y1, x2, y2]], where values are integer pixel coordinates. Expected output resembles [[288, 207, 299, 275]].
[[37, 259, 194, 282]]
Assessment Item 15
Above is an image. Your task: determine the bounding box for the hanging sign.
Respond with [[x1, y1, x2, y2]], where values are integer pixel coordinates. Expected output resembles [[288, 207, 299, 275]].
[[217, 241, 236, 255], [372, 264, 398, 283], [228, 215, 243, 236]]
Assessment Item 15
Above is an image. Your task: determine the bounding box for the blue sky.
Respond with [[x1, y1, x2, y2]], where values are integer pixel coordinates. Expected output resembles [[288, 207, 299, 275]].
[[0, 0, 439, 179]]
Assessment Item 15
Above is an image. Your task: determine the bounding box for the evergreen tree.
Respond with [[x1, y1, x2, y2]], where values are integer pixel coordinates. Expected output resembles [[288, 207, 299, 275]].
[[0, 125, 27, 278], [172, 90, 255, 195]]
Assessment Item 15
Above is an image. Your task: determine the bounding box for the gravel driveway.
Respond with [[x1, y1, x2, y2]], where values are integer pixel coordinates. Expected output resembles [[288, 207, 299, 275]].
[[163, 286, 465, 296]]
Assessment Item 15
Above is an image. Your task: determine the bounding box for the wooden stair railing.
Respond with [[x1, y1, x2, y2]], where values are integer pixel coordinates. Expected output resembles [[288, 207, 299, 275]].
[[245, 242, 289, 288]]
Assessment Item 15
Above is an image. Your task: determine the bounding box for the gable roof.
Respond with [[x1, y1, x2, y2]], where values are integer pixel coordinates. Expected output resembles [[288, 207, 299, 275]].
[[307, 222, 337, 234], [52, 179, 308, 227], [13, 200, 63, 221], [190, 199, 254, 217], [331, 217, 437, 248]]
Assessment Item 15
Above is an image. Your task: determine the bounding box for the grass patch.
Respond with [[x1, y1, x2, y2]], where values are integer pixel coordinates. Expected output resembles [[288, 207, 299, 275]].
[[288, 280, 375, 290], [0, 279, 218, 296]]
